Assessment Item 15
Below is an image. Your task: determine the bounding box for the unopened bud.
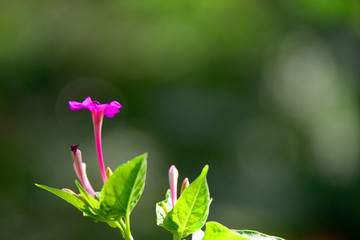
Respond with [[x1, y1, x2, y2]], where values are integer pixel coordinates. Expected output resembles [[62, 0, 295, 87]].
[[169, 165, 179, 207], [78, 193, 85, 202], [180, 178, 189, 195], [106, 167, 113, 178]]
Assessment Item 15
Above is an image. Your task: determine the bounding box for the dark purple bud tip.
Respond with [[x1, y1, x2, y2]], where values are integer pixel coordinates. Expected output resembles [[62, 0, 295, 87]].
[[71, 143, 80, 152]]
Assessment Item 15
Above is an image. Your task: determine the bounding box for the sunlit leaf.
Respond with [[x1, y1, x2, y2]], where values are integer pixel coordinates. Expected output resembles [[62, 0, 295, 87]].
[[203, 222, 247, 240], [35, 184, 89, 213], [156, 189, 173, 226], [232, 229, 285, 240], [100, 153, 147, 219], [203, 222, 286, 240]]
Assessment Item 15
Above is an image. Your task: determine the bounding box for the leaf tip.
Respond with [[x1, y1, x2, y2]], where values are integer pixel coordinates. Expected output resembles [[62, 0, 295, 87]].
[[35, 183, 43, 189], [202, 165, 209, 175], [35, 183, 45, 189], [134, 152, 148, 164], [74, 179, 80, 187], [141, 153, 148, 165], [142, 152, 148, 162]]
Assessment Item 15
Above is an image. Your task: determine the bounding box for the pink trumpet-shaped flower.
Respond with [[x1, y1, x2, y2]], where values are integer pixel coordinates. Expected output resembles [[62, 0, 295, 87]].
[[71, 144, 95, 197], [69, 97, 122, 184], [169, 165, 179, 207]]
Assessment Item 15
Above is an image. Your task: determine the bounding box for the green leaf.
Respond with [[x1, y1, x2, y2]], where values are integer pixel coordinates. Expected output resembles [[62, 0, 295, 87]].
[[203, 222, 286, 240], [100, 153, 147, 219], [75, 180, 99, 211], [232, 230, 285, 240], [163, 165, 210, 238], [35, 183, 88, 212], [156, 189, 173, 226], [203, 222, 247, 240]]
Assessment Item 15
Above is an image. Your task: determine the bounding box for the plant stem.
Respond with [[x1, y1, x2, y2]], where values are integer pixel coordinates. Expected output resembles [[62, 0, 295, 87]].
[[124, 214, 133, 240], [173, 233, 182, 240], [115, 221, 125, 236], [119, 219, 125, 229]]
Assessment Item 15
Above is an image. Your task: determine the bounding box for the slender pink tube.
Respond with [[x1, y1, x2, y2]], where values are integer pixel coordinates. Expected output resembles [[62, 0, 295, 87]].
[[71, 146, 95, 197], [92, 110, 107, 184]]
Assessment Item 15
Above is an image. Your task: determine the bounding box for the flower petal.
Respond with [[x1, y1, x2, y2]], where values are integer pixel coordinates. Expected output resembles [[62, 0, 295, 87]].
[[110, 101, 122, 108], [104, 107, 119, 118], [104, 101, 122, 118], [69, 100, 85, 111], [82, 97, 94, 108], [69, 97, 96, 111]]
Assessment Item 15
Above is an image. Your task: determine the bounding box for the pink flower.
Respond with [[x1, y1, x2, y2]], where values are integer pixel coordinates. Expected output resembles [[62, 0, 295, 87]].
[[69, 96, 122, 118], [71, 144, 95, 197], [69, 97, 122, 184]]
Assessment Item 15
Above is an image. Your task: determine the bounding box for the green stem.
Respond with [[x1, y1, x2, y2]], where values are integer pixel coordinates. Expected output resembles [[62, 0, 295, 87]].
[[119, 219, 126, 230], [115, 219, 133, 240], [173, 233, 182, 240], [124, 214, 133, 240], [115, 221, 125, 236]]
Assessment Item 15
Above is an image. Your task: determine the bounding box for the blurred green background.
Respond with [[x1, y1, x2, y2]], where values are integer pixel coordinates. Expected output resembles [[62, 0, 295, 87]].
[[1, 0, 360, 239]]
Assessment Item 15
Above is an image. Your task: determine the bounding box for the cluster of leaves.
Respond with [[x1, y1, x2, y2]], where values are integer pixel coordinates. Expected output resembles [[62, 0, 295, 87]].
[[156, 166, 284, 240], [36, 153, 284, 240], [36, 154, 147, 240]]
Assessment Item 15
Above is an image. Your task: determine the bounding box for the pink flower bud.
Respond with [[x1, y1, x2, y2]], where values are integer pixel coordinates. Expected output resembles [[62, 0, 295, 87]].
[[169, 165, 179, 207]]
